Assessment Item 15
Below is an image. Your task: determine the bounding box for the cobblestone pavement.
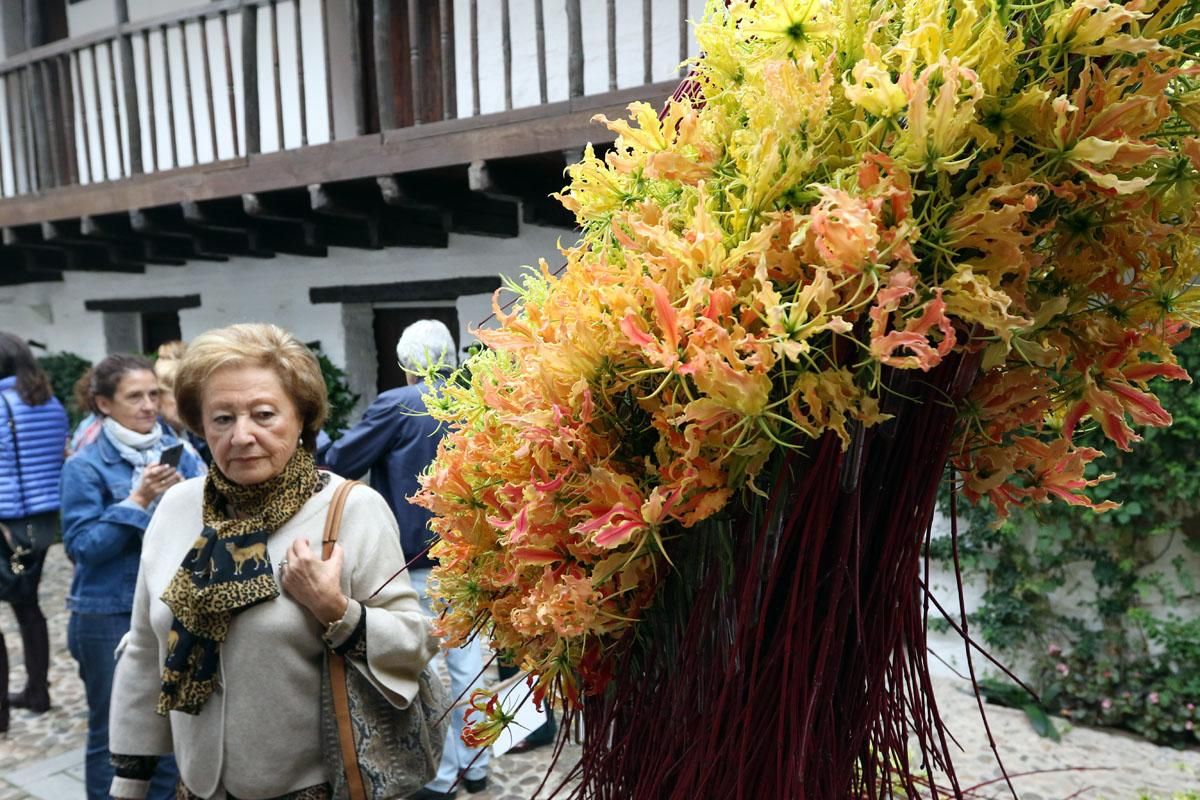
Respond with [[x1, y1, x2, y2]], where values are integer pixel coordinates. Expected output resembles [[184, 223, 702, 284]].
[[0, 546, 1196, 799]]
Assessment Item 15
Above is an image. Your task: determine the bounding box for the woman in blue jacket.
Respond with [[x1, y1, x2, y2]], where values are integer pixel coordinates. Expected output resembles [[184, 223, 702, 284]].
[[59, 353, 204, 800], [0, 333, 69, 732]]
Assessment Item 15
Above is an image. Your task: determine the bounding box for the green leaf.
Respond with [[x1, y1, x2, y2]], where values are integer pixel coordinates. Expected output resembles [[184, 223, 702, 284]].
[[1022, 704, 1061, 742]]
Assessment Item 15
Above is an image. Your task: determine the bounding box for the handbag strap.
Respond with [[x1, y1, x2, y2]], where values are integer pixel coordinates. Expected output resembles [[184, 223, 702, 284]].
[[0, 391, 27, 514], [321, 479, 368, 800]]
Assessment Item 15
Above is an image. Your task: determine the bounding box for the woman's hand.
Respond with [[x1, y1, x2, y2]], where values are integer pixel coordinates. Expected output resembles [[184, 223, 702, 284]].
[[129, 464, 182, 508], [280, 537, 349, 625]]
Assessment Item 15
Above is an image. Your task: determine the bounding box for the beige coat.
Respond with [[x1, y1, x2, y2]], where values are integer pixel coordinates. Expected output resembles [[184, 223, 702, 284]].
[[110, 473, 438, 799]]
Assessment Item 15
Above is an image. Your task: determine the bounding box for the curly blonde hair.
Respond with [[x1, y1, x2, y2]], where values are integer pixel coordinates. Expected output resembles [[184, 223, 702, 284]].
[[174, 323, 327, 450]]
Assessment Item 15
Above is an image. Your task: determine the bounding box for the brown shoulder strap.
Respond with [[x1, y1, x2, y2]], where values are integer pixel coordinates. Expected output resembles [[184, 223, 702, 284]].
[[322, 479, 367, 800], [321, 479, 359, 559]]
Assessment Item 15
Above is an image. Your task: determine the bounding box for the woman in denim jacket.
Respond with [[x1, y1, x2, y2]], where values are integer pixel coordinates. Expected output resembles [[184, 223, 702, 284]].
[[59, 354, 205, 800]]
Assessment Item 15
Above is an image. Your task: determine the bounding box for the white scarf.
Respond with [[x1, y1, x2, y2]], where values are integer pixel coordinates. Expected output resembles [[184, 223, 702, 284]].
[[102, 418, 165, 501]]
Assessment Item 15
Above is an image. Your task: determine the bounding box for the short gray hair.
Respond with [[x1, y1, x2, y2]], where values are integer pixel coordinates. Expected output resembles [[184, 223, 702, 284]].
[[395, 319, 458, 373]]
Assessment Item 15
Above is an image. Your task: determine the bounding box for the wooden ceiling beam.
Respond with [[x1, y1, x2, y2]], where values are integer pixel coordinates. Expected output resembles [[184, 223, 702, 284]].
[[80, 213, 187, 266], [41, 220, 147, 273], [130, 208, 231, 262]]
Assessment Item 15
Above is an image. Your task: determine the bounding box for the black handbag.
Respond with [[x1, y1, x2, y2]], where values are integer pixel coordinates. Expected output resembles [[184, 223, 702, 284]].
[[0, 391, 43, 602]]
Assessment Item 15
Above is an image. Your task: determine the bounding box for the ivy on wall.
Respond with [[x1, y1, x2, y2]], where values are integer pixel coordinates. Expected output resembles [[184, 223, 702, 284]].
[[937, 334, 1200, 747]]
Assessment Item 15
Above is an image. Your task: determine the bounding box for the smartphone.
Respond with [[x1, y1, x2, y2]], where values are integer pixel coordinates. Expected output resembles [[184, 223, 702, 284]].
[[158, 443, 185, 469]]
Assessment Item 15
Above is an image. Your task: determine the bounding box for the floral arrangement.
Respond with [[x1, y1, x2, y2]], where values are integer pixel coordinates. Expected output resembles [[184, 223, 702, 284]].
[[414, 0, 1200, 771]]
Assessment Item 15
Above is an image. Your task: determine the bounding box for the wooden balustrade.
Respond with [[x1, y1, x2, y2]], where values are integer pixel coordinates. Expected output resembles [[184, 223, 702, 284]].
[[0, 0, 699, 201]]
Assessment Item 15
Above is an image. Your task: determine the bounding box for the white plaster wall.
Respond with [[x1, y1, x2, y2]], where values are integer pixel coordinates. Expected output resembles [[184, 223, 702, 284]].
[[0, 221, 570, 376], [67, 0, 119, 37], [925, 508, 1200, 682]]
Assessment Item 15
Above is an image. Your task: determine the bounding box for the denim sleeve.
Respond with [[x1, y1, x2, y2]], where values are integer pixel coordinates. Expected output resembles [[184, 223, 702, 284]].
[[60, 461, 150, 566], [323, 394, 407, 479]]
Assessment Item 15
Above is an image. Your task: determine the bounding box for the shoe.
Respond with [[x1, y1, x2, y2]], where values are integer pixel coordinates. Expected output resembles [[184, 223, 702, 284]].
[[462, 776, 489, 793], [506, 736, 553, 755], [408, 789, 457, 800], [8, 689, 50, 714]]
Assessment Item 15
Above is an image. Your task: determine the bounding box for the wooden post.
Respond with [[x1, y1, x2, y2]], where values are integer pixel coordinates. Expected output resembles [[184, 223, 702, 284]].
[[407, 0, 423, 125], [160, 26, 179, 167], [22, 1, 50, 188], [141, 30, 159, 170], [469, 0, 479, 116], [241, 3, 261, 154], [221, 11, 239, 156], [293, 0, 308, 145], [607, 0, 617, 91], [114, 0, 143, 174], [321, 0, 336, 140], [347, 0, 366, 135], [89, 48, 111, 180], [270, 1, 285, 148], [72, 53, 94, 184], [56, 55, 79, 184], [199, 15, 219, 160], [534, 0, 547, 104], [643, 0, 652, 84], [438, 0, 455, 120], [106, 41, 127, 177], [373, 0, 396, 130], [501, 0, 512, 111], [38, 61, 62, 188], [567, 0, 583, 98]]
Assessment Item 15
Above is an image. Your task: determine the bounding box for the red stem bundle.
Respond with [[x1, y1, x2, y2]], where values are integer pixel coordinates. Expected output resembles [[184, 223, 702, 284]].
[[568, 351, 983, 799]]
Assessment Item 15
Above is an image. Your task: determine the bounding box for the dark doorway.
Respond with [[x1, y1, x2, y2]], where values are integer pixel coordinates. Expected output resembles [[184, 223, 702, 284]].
[[372, 306, 459, 393], [141, 311, 182, 354]]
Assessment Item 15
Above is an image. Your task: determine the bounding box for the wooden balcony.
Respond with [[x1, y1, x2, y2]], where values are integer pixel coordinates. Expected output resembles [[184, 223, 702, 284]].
[[0, 0, 698, 284]]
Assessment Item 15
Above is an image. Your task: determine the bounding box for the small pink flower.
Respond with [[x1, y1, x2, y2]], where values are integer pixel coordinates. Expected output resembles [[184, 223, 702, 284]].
[[1056, 662, 1070, 676], [1047, 643, 1062, 656], [1148, 692, 1160, 705], [1188, 703, 1196, 713], [1101, 698, 1113, 710]]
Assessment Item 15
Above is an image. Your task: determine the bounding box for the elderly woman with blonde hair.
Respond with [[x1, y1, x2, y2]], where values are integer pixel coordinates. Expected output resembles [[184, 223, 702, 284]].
[[108, 323, 438, 800]]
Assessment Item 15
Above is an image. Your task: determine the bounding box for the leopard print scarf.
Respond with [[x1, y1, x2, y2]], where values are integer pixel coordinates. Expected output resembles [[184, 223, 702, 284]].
[[157, 447, 321, 715]]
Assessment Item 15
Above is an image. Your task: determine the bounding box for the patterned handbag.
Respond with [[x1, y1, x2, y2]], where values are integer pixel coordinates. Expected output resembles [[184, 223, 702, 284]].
[[318, 480, 450, 800]]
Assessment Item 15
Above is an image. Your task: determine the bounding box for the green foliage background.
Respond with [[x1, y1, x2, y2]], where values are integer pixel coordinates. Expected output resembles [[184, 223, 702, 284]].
[[312, 348, 359, 442], [938, 335, 1200, 746], [37, 351, 92, 427]]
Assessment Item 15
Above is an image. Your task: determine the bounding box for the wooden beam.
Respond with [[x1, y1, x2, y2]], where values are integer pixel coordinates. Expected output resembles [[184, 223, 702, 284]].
[[402, 168, 519, 238], [181, 199, 275, 257], [376, 176, 450, 248], [81, 212, 187, 265], [242, 190, 329, 256], [130, 207, 230, 261], [41, 219, 146, 272], [309, 179, 448, 249], [84, 293, 200, 313], [2, 226, 77, 270], [0, 247, 63, 284], [310, 275, 501, 304]]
